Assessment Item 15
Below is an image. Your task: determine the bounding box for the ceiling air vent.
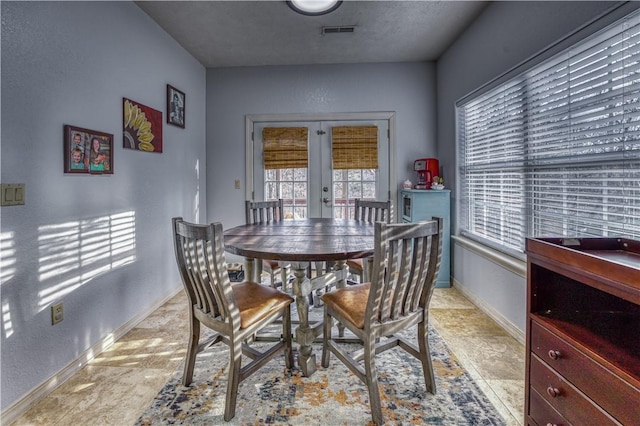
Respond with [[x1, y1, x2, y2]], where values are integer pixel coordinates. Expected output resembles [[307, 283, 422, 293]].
[[322, 26, 356, 35]]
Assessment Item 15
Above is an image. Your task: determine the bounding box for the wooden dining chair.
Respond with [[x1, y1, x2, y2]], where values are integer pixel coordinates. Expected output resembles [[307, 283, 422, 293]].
[[321, 218, 442, 425], [347, 199, 392, 283], [245, 199, 290, 289], [172, 217, 294, 421]]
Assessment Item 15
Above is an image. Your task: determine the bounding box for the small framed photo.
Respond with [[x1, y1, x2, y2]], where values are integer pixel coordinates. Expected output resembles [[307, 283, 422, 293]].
[[166, 84, 185, 128], [64, 125, 114, 174]]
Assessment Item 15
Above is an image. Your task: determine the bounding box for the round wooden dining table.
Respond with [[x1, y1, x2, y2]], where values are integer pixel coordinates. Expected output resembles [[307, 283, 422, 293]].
[[224, 218, 375, 376]]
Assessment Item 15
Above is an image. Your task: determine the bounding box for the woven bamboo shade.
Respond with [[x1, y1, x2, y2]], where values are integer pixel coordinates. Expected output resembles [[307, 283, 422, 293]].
[[263, 127, 309, 169], [332, 126, 378, 170]]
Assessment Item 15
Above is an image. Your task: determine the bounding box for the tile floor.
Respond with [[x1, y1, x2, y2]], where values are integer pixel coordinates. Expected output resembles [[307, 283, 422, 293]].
[[11, 286, 525, 425]]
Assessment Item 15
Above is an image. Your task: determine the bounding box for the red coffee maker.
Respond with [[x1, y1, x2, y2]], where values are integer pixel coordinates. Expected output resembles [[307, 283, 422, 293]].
[[414, 158, 439, 189]]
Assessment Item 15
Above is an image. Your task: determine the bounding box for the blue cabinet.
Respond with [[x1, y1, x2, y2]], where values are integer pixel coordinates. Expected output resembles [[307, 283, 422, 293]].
[[401, 189, 450, 288]]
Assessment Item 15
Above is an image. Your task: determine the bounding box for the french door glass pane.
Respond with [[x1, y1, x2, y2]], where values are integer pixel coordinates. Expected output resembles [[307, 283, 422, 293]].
[[265, 168, 308, 219], [333, 169, 377, 218], [363, 182, 376, 199]]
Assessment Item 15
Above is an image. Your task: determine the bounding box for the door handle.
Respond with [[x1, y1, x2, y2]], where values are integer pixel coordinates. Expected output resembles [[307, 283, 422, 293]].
[[322, 187, 332, 205]]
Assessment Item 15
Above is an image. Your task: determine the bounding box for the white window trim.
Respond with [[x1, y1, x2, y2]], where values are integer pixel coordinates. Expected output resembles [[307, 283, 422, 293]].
[[452, 235, 527, 278]]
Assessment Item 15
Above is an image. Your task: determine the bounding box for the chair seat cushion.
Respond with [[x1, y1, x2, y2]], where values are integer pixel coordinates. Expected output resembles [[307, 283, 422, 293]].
[[262, 259, 280, 270], [321, 283, 370, 329], [346, 258, 363, 271], [233, 281, 293, 329]]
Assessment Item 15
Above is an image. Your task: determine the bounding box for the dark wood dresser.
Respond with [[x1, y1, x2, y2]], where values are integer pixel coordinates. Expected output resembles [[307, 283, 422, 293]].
[[525, 238, 640, 425]]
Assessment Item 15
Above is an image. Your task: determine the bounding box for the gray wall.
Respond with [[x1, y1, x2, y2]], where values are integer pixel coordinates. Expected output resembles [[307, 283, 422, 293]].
[[436, 1, 627, 333], [1, 1, 206, 410], [206, 62, 437, 227]]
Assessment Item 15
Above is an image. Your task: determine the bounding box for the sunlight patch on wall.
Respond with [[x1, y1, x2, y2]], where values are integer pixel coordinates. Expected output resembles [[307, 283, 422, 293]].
[[1, 232, 16, 338], [37, 211, 136, 308], [194, 159, 200, 222], [1, 231, 16, 286], [2, 301, 13, 338]]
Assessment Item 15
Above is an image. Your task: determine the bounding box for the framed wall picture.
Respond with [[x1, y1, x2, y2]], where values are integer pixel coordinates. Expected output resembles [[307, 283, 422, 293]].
[[166, 84, 185, 128], [64, 125, 114, 174], [123, 98, 163, 153]]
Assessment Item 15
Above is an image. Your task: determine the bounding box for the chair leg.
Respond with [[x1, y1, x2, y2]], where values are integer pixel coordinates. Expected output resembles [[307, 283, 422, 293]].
[[269, 268, 277, 288], [182, 314, 200, 386], [256, 259, 264, 283], [313, 288, 324, 308], [364, 256, 374, 282], [363, 336, 383, 425], [321, 310, 332, 368], [280, 266, 288, 292], [283, 306, 294, 369], [224, 339, 242, 421], [418, 319, 436, 394]]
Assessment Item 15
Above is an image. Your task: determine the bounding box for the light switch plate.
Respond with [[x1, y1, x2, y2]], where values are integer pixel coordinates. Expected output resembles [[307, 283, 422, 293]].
[[1, 184, 25, 206]]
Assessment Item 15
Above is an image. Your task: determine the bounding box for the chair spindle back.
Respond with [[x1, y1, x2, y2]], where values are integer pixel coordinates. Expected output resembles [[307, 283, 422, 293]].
[[367, 219, 442, 325], [245, 199, 284, 224], [172, 218, 235, 323], [354, 199, 392, 223]]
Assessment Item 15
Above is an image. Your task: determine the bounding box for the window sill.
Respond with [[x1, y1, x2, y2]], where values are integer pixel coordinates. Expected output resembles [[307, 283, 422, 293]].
[[452, 235, 526, 278]]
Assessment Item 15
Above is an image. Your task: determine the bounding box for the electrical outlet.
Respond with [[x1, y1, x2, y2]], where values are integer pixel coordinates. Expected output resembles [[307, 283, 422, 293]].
[[51, 302, 64, 325], [234, 179, 241, 189]]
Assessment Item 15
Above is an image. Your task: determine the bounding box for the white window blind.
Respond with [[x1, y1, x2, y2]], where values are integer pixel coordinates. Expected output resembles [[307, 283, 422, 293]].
[[458, 9, 640, 256]]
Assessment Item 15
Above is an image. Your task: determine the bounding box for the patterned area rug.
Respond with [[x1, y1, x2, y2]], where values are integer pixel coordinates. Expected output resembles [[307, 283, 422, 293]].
[[135, 309, 504, 426]]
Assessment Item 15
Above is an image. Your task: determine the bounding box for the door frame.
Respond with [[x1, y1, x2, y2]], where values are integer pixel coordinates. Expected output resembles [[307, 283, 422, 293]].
[[245, 112, 397, 218]]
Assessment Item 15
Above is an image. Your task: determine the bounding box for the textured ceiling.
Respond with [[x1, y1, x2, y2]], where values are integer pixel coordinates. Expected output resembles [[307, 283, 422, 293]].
[[136, 1, 489, 68]]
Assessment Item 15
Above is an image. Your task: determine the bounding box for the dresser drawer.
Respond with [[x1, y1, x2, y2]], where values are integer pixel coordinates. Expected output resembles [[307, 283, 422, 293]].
[[530, 355, 619, 425], [528, 386, 569, 426], [530, 320, 640, 424]]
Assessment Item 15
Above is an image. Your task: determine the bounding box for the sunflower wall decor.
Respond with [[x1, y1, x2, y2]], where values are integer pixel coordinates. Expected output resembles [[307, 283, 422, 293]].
[[123, 98, 163, 153]]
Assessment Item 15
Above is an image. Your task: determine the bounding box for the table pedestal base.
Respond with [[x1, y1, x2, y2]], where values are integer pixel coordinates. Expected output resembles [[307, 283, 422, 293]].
[[292, 263, 314, 376], [298, 354, 316, 376]]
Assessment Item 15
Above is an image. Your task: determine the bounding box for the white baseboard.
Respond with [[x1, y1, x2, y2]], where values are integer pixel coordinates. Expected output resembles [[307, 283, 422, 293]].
[[452, 278, 525, 346], [1, 287, 183, 425]]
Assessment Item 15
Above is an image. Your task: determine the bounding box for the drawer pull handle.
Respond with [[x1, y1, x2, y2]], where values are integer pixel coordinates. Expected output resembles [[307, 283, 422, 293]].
[[546, 423, 558, 426], [546, 386, 560, 398], [548, 350, 561, 360]]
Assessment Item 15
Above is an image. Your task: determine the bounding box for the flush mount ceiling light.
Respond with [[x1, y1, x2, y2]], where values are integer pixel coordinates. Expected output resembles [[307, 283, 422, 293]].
[[287, 0, 342, 16]]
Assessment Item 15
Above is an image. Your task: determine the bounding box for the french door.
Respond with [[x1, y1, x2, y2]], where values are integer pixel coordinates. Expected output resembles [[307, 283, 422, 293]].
[[248, 114, 393, 219]]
